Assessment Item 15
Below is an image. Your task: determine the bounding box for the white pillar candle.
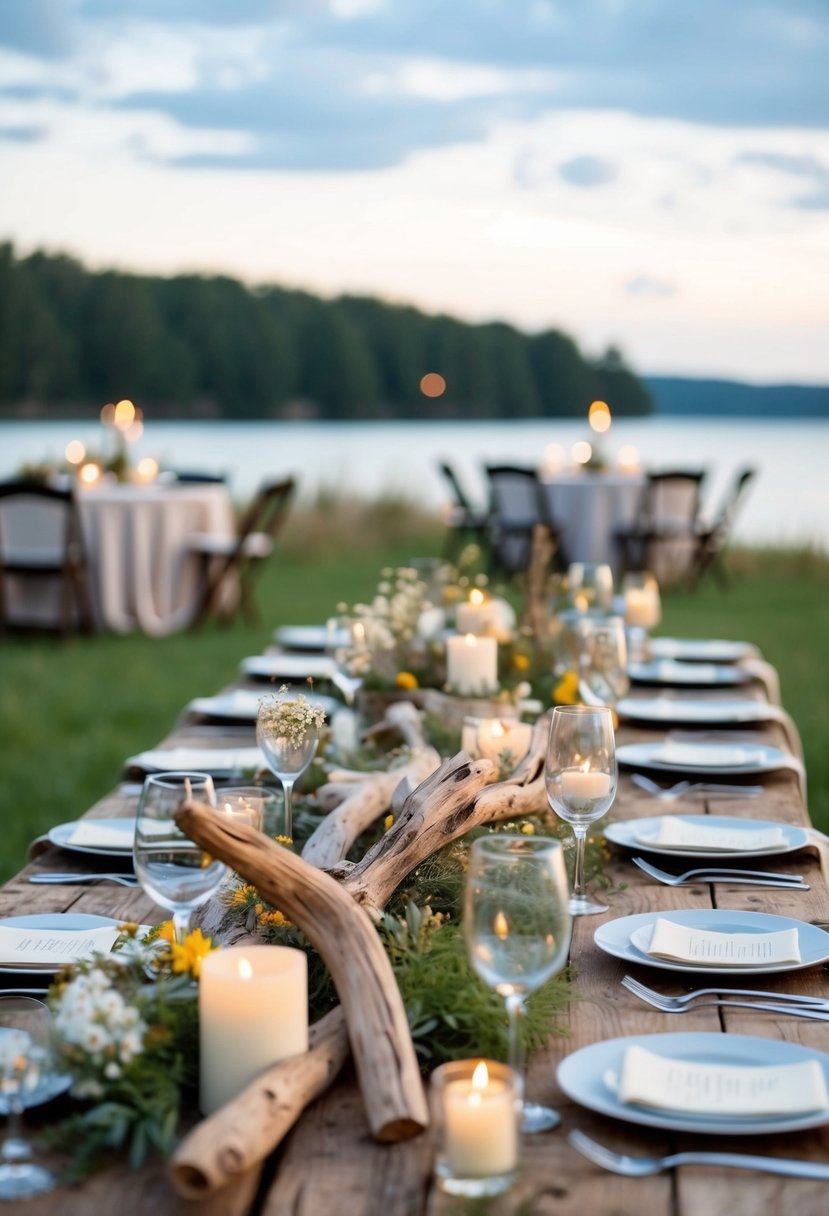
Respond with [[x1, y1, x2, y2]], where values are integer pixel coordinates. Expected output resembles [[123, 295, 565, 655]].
[[446, 634, 498, 696], [199, 945, 308, 1114], [462, 717, 533, 766], [443, 1061, 518, 1176], [560, 769, 612, 802], [624, 587, 661, 629]]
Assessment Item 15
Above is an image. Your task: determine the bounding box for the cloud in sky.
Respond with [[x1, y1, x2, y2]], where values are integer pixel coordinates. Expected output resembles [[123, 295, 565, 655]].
[[624, 274, 677, 299]]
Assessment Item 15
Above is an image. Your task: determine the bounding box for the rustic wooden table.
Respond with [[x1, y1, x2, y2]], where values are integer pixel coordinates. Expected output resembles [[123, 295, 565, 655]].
[[7, 673, 828, 1216]]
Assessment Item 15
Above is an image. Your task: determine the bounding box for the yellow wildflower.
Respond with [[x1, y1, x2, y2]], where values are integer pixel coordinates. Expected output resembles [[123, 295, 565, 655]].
[[168, 928, 213, 979], [394, 671, 419, 690], [258, 909, 292, 929], [512, 653, 530, 672], [520, 822, 536, 835], [275, 835, 294, 847], [230, 883, 256, 908], [157, 920, 175, 943], [384, 814, 394, 831], [553, 671, 580, 705]]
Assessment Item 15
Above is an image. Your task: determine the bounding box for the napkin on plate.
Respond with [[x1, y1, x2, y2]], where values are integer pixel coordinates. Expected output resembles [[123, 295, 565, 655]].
[[125, 747, 264, 776], [618, 1044, 829, 1115], [635, 818, 786, 853], [0, 925, 123, 969], [652, 742, 753, 768], [643, 917, 800, 966], [66, 820, 135, 850]]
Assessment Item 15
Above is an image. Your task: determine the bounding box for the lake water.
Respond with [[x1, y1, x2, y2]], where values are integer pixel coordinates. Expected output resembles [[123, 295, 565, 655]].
[[1, 417, 828, 548]]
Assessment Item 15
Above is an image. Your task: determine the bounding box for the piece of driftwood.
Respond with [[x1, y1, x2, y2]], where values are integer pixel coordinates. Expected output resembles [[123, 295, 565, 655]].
[[520, 522, 556, 643], [171, 1008, 349, 1200], [175, 800, 428, 1143]]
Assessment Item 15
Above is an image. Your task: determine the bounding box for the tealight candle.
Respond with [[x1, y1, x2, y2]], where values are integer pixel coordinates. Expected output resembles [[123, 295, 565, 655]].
[[456, 590, 492, 636], [218, 788, 266, 831], [624, 587, 661, 630], [446, 634, 498, 696], [199, 945, 308, 1114], [431, 1058, 519, 1197], [461, 717, 533, 767], [560, 769, 612, 802]]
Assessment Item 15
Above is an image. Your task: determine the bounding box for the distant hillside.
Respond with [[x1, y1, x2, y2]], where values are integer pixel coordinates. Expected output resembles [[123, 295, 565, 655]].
[[647, 376, 829, 418]]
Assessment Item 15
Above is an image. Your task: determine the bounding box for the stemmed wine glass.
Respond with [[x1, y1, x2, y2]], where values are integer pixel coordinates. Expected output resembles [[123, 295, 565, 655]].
[[326, 613, 365, 707], [0, 996, 56, 1199], [464, 834, 572, 1133], [256, 703, 319, 839], [576, 616, 629, 708], [545, 706, 618, 916], [567, 562, 614, 615], [133, 772, 227, 944]]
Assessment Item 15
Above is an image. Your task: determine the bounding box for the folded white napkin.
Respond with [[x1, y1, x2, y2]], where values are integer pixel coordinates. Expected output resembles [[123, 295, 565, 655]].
[[642, 918, 800, 966], [126, 747, 264, 775], [0, 925, 122, 968], [635, 818, 786, 853], [618, 1044, 829, 1115], [656, 661, 719, 682], [653, 742, 752, 768], [241, 654, 336, 679], [67, 820, 135, 850]]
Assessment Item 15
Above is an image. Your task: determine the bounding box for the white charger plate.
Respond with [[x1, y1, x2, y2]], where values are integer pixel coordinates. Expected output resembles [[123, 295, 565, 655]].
[[0, 913, 131, 976], [188, 689, 339, 721], [557, 1032, 829, 1135], [605, 814, 809, 861], [617, 696, 774, 726], [617, 739, 788, 775], [49, 817, 135, 857], [240, 654, 337, 681], [125, 747, 264, 777], [629, 660, 750, 687], [273, 625, 349, 652], [649, 638, 756, 664], [594, 909, 829, 976]]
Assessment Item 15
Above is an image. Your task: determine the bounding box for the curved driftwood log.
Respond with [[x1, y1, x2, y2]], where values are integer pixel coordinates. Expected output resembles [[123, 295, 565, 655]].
[[175, 800, 428, 1143], [171, 1008, 349, 1200]]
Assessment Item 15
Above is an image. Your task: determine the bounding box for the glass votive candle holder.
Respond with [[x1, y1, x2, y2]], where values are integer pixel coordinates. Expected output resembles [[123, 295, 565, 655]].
[[622, 571, 661, 663], [216, 787, 268, 832], [430, 1058, 519, 1198]]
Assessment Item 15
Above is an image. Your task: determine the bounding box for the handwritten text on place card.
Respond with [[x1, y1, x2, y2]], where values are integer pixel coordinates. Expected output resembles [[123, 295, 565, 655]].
[[645, 918, 800, 966]]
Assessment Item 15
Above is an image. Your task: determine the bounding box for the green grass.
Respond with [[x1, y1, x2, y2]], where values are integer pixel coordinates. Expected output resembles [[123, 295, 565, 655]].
[[1, 524, 827, 883]]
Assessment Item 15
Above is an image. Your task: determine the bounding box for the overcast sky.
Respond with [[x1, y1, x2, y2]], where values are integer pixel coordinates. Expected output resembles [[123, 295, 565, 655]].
[[1, 0, 828, 382]]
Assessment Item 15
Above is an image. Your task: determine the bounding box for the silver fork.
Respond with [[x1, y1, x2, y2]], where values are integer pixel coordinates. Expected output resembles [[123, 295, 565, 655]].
[[28, 873, 139, 887], [568, 1130, 829, 1179], [622, 974, 829, 1018], [631, 774, 764, 800], [631, 856, 809, 889]]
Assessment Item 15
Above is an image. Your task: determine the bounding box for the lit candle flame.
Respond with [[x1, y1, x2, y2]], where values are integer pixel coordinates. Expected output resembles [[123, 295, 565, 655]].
[[238, 958, 253, 981], [472, 1061, 489, 1090], [494, 910, 509, 939], [491, 720, 505, 739], [470, 588, 485, 607], [464, 633, 477, 647]]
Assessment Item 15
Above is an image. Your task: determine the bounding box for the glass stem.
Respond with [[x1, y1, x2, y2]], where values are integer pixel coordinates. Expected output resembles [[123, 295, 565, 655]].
[[2, 1100, 30, 1166], [172, 910, 191, 945], [282, 778, 295, 840], [504, 993, 525, 1102], [572, 825, 588, 899]]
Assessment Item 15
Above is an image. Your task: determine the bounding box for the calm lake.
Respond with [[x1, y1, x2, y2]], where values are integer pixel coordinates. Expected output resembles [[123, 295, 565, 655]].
[[2, 417, 828, 548]]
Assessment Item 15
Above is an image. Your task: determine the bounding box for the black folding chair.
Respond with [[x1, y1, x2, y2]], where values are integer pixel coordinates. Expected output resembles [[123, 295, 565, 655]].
[[437, 461, 489, 561], [0, 479, 94, 636], [689, 466, 756, 589], [615, 469, 706, 583], [484, 464, 563, 578], [188, 476, 296, 627]]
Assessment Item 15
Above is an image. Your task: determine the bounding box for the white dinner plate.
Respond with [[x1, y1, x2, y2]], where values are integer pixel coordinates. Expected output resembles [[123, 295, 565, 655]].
[[240, 654, 338, 681], [49, 817, 135, 857], [557, 1032, 829, 1135], [649, 638, 757, 664], [187, 689, 340, 722], [594, 909, 829, 976], [604, 814, 809, 861], [125, 746, 264, 777], [628, 660, 750, 687], [273, 625, 349, 652], [616, 696, 775, 727], [0, 913, 131, 976], [617, 739, 789, 775]]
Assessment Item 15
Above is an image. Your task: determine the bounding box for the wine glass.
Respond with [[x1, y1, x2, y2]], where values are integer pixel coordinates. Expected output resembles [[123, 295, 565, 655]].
[[567, 562, 614, 615], [327, 614, 366, 707], [464, 834, 572, 1134], [256, 704, 319, 839], [133, 772, 227, 944], [622, 570, 662, 663], [0, 996, 56, 1199], [576, 616, 629, 708], [545, 706, 618, 916]]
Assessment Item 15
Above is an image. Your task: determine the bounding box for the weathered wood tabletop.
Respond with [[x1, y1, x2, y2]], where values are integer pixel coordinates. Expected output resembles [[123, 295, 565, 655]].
[[7, 667, 829, 1216]]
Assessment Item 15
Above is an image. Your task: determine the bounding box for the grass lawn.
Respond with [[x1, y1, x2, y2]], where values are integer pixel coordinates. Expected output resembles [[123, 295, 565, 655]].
[[1, 521, 827, 883]]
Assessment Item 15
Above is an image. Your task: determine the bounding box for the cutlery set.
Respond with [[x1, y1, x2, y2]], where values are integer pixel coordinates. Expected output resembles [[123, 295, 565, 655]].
[[622, 974, 829, 1020], [630, 856, 808, 890], [631, 773, 764, 800]]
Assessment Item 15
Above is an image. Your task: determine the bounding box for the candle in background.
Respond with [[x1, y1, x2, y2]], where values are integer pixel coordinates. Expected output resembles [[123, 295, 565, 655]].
[[624, 588, 660, 629], [199, 945, 308, 1114], [432, 1058, 519, 1196], [456, 589, 491, 636], [446, 634, 498, 696], [462, 717, 533, 767]]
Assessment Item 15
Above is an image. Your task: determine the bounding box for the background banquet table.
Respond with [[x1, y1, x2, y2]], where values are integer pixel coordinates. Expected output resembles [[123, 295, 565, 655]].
[[6, 662, 829, 1216], [539, 470, 645, 570]]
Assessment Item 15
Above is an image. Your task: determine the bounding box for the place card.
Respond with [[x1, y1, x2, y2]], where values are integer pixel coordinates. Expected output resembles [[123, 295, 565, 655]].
[[618, 1044, 829, 1115], [636, 818, 786, 853], [0, 925, 122, 968], [644, 918, 800, 966], [67, 821, 135, 850]]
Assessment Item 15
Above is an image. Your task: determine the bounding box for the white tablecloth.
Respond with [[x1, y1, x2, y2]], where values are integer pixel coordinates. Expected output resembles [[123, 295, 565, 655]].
[[539, 471, 645, 571], [3, 482, 236, 636]]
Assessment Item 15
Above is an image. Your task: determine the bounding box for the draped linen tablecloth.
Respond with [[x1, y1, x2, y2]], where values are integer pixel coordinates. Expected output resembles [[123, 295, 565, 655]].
[[539, 470, 644, 571], [79, 483, 236, 635]]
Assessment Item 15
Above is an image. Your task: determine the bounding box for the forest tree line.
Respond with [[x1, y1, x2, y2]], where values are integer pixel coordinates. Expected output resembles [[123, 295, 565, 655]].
[[0, 244, 652, 420]]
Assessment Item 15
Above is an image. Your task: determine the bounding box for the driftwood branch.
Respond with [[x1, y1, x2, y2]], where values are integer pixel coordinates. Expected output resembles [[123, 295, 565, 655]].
[[170, 1008, 349, 1200], [175, 801, 428, 1143]]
